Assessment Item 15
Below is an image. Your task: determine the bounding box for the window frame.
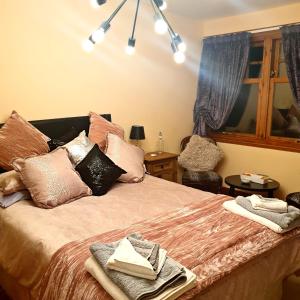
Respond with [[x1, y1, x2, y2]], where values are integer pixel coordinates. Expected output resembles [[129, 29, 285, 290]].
[[209, 30, 300, 153]]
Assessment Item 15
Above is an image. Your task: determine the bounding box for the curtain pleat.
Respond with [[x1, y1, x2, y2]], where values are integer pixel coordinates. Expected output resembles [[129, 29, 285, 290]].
[[281, 25, 300, 106]]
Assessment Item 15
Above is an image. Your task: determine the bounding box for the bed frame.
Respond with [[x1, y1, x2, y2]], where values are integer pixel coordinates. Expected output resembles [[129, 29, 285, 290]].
[[0, 114, 112, 174]]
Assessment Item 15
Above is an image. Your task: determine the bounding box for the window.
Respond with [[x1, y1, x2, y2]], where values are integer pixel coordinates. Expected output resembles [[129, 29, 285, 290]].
[[210, 31, 300, 152]]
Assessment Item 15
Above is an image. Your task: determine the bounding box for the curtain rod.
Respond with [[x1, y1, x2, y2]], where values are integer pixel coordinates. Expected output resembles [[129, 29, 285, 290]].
[[203, 21, 300, 39]]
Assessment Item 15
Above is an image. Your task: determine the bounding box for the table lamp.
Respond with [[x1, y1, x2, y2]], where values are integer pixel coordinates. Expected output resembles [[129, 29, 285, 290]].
[[130, 125, 145, 147]]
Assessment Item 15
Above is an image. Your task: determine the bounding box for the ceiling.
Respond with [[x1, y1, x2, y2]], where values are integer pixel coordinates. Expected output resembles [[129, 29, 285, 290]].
[[168, 0, 300, 19]]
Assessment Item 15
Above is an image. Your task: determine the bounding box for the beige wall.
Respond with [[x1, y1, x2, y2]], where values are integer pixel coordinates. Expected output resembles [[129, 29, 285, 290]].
[[0, 0, 201, 153], [1, 0, 299, 196], [202, 3, 300, 197]]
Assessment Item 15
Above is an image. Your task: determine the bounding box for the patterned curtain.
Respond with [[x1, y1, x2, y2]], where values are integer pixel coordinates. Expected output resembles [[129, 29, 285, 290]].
[[193, 32, 250, 136], [281, 24, 300, 106]]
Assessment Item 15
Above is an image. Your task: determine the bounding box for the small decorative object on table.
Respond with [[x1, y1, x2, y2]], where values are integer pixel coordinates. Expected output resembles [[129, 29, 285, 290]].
[[240, 173, 270, 185], [157, 131, 164, 153], [144, 152, 178, 182]]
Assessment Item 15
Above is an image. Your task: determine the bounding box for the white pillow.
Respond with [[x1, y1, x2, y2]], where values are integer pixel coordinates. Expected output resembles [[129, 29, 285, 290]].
[[178, 135, 223, 172], [63, 131, 94, 165]]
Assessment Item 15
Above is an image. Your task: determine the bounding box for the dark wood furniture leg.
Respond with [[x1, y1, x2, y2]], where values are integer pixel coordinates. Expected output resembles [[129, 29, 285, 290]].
[[229, 186, 235, 197]]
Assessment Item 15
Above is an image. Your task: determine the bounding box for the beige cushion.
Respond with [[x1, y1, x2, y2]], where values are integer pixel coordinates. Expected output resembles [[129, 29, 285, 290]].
[[13, 148, 91, 209], [178, 135, 223, 172], [88, 112, 124, 151], [106, 133, 145, 183], [0, 170, 25, 195], [0, 111, 50, 170]]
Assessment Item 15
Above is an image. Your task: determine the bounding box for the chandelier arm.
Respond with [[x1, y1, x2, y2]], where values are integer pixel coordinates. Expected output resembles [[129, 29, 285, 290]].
[[151, 0, 176, 37], [106, 0, 130, 24], [131, 0, 141, 40]]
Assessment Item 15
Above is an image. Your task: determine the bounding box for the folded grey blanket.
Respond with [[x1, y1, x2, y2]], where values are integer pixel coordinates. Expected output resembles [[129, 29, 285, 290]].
[[0, 191, 30, 208], [127, 234, 160, 271], [90, 235, 187, 300], [236, 196, 300, 229]]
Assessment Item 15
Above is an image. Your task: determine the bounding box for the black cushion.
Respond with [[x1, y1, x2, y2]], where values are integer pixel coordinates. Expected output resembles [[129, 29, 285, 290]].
[[75, 145, 126, 196], [47, 126, 80, 151]]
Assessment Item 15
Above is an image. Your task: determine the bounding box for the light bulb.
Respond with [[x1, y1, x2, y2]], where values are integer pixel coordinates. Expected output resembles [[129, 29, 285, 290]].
[[82, 39, 95, 53], [174, 51, 186, 64], [125, 45, 136, 55], [90, 0, 100, 9], [178, 41, 187, 53], [154, 18, 168, 35], [91, 28, 105, 43], [159, 1, 167, 11]]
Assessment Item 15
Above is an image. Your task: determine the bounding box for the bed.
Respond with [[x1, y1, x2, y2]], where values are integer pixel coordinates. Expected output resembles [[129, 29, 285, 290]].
[[0, 115, 300, 300]]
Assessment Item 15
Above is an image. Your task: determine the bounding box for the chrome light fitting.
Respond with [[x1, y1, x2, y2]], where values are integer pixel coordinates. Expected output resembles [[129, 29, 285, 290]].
[[83, 0, 186, 64]]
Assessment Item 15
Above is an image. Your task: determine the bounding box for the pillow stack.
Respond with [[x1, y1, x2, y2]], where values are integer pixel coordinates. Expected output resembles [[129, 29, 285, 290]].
[[0, 111, 146, 209]]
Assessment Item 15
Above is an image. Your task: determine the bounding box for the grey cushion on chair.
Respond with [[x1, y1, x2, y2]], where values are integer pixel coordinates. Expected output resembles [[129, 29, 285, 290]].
[[178, 135, 223, 172]]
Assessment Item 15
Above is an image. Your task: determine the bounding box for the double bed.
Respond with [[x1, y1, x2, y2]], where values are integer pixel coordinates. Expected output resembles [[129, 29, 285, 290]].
[[0, 115, 300, 300]]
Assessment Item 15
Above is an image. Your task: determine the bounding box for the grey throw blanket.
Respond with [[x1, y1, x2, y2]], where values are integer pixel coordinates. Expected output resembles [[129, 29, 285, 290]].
[[236, 196, 300, 229], [90, 235, 187, 300], [0, 191, 30, 208]]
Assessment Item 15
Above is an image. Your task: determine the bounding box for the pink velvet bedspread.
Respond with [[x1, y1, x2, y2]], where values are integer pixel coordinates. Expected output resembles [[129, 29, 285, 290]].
[[36, 194, 300, 300]]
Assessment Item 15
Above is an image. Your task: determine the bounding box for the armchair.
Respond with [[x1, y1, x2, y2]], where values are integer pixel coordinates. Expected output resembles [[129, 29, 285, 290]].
[[179, 136, 223, 194]]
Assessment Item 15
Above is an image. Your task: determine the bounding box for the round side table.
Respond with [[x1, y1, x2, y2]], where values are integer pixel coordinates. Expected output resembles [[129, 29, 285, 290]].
[[225, 175, 280, 197]]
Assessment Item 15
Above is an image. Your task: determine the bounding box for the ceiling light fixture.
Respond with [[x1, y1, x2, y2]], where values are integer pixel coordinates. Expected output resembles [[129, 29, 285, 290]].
[[83, 0, 186, 64]]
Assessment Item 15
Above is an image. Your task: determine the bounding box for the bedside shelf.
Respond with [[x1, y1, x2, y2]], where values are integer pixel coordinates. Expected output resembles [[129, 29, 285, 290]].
[[144, 152, 178, 183]]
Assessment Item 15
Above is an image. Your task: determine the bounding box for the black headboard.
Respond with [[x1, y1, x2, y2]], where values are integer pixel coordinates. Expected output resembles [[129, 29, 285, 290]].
[[0, 114, 111, 173], [0, 114, 111, 139]]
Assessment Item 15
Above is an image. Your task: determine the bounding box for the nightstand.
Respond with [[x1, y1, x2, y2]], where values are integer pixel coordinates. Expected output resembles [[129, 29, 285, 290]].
[[144, 152, 178, 183]]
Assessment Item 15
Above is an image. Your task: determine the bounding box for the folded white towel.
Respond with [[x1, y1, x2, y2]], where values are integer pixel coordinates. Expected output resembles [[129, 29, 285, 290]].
[[247, 194, 288, 213], [106, 237, 167, 280], [85, 256, 197, 300], [223, 200, 300, 234]]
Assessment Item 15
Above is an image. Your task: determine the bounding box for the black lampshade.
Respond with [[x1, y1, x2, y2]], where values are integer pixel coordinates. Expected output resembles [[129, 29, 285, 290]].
[[130, 125, 145, 140]]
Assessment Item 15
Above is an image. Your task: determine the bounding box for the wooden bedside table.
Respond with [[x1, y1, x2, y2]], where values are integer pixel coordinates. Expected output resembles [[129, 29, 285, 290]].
[[144, 152, 178, 183]]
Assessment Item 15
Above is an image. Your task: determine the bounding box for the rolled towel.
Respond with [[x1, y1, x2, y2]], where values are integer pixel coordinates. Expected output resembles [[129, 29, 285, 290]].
[[90, 240, 187, 300], [106, 237, 167, 280], [247, 194, 288, 213], [85, 256, 197, 300], [236, 196, 300, 229]]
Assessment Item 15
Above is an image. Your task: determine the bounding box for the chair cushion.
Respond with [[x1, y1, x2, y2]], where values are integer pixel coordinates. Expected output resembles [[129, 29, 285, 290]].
[[182, 170, 222, 194], [286, 193, 300, 209], [178, 135, 223, 172], [182, 170, 222, 183]]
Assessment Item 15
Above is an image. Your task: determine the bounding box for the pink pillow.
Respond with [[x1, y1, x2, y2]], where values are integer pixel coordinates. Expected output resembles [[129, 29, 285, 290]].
[[88, 112, 124, 151], [13, 148, 92, 209], [106, 133, 145, 183], [0, 111, 50, 170]]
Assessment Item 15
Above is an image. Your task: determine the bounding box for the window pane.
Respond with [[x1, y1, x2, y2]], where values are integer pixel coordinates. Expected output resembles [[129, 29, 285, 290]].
[[271, 83, 300, 138], [217, 84, 258, 134], [245, 46, 264, 78]]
